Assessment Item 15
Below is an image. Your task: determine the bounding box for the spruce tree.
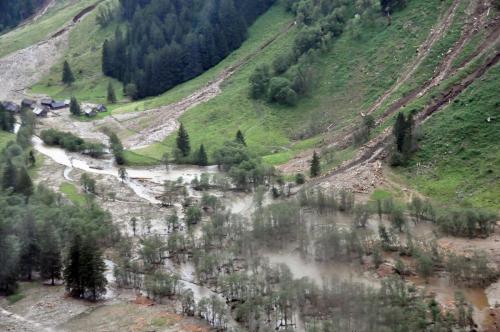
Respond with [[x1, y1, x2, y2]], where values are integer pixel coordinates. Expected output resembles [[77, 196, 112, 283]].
[[80, 239, 107, 301], [15, 167, 33, 197], [393, 112, 407, 152], [62, 60, 75, 85], [70, 97, 81, 116], [64, 234, 83, 298], [39, 222, 62, 285], [107, 82, 117, 103], [65, 234, 107, 300], [2, 160, 17, 191], [18, 213, 39, 280], [176, 123, 190, 157], [310, 151, 321, 177], [196, 144, 208, 166], [235, 130, 246, 146]]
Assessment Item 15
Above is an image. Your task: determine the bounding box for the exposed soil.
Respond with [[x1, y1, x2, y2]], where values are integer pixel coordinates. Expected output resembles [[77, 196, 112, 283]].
[[105, 22, 296, 149], [278, 0, 499, 176], [0, 2, 101, 102]]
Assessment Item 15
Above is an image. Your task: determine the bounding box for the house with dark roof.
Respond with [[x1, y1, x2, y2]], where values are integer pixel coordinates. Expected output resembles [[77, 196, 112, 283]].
[[50, 101, 66, 110], [41, 98, 54, 107], [33, 106, 49, 117], [1, 101, 21, 113], [21, 99, 36, 109]]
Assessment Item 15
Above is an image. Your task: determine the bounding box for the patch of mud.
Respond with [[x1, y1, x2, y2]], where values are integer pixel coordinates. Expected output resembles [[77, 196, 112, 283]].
[[0, 2, 101, 102]]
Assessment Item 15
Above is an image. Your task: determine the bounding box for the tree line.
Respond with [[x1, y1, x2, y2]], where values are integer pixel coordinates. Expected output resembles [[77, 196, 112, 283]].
[[102, 0, 276, 99], [0, 0, 44, 33], [0, 109, 117, 300], [40, 129, 106, 158]]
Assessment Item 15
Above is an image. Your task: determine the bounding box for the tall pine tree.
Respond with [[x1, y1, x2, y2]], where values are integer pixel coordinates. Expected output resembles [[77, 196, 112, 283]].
[[310, 151, 320, 177], [18, 213, 39, 280], [62, 60, 75, 85], [176, 123, 190, 158], [235, 130, 246, 146], [196, 144, 208, 166], [39, 222, 62, 285], [70, 97, 81, 116]]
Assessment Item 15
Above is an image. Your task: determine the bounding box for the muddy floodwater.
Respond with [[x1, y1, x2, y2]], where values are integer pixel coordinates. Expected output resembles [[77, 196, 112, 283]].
[[30, 138, 498, 331]]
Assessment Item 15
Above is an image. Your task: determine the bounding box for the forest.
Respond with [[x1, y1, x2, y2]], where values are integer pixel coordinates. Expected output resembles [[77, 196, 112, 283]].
[[102, 0, 276, 98], [0, 0, 44, 33]]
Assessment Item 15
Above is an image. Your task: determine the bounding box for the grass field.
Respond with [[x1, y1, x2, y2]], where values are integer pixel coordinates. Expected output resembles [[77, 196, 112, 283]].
[[131, 0, 450, 164], [0, 0, 98, 58], [401, 64, 500, 210], [59, 182, 87, 205]]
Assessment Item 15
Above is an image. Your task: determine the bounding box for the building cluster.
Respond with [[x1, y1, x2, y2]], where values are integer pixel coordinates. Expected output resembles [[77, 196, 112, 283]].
[[0, 98, 107, 118]]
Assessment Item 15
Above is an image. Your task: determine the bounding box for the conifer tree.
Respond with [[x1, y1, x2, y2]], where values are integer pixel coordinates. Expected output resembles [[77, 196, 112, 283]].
[[107, 82, 117, 103], [39, 222, 62, 285], [2, 159, 17, 191], [80, 239, 107, 301], [70, 97, 81, 116], [18, 213, 39, 280], [64, 234, 107, 300], [176, 123, 190, 157], [64, 234, 83, 298], [15, 167, 33, 197], [235, 130, 246, 146], [310, 151, 320, 177], [196, 144, 208, 166], [62, 60, 75, 85]]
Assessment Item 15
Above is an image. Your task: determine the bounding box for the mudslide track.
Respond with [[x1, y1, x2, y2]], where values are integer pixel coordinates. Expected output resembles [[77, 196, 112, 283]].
[[317, 51, 500, 186], [364, 0, 462, 117], [280, 0, 499, 176], [0, 2, 101, 101], [111, 21, 296, 149]]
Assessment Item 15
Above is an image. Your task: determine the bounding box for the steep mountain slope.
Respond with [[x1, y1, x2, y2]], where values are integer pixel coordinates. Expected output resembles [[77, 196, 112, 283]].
[[6, 0, 499, 210]]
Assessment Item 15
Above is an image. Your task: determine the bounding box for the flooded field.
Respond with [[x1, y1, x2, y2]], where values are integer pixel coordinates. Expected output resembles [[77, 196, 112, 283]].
[[2, 137, 493, 331]]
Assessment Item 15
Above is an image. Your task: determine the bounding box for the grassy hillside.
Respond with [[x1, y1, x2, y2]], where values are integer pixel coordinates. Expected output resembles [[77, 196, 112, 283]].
[[30, 0, 124, 105], [132, 0, 452, 162], [30, 2, 293, 109], [0, 0, 98, 58], [401, 64, 500, 210]]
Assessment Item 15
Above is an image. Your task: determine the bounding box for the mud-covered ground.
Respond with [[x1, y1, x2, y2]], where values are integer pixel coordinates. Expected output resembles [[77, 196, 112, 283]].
[[0, 282, 209, 332]]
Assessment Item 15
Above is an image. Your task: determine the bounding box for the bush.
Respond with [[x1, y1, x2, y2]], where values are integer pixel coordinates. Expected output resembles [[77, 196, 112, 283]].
[[295, 173, 305, 184], [268, 77, 297, 106]]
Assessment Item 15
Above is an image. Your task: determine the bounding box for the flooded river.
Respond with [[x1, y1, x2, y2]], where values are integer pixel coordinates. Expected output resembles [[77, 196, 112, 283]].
[[31, 137, 497, 331]]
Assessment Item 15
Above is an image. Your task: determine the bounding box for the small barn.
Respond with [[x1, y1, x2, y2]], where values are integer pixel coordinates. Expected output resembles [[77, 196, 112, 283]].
[[33, 106, 49, 117], [50, 101, 66, 110], [83, 106, 97, 117], [21, 99, 36, 109], [41, 98, 54, 107], [95, 104, 107, 113]]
